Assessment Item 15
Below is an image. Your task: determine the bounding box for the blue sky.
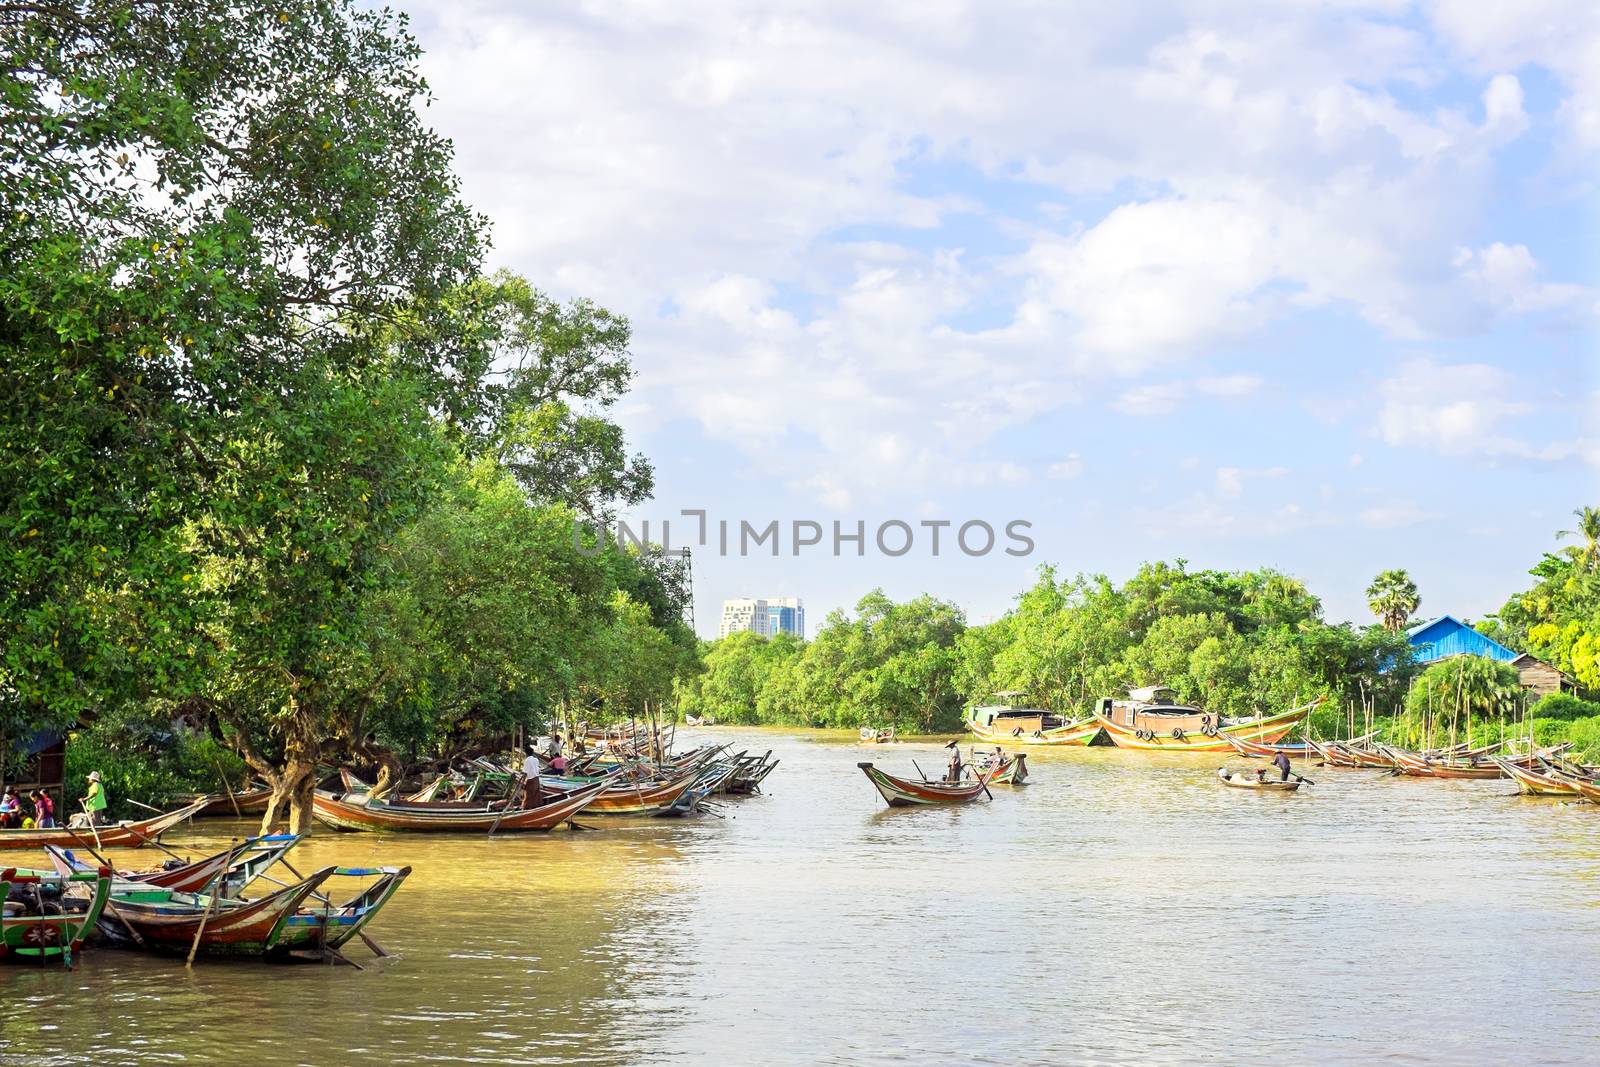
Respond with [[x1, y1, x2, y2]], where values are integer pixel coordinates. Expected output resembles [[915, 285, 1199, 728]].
[[408, 1, 1599, 633]]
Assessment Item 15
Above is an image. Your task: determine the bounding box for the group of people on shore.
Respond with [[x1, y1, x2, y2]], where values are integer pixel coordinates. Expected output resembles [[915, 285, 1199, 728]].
[[0, 785, 56, 829], [0, 770, 107, 831]]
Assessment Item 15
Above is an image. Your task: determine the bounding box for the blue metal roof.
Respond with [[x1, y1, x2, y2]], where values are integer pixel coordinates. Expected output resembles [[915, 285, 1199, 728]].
[[1407, 615, 1517, 664]]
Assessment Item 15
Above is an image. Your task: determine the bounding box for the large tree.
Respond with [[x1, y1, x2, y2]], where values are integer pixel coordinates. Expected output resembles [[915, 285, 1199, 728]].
[[2, 1, 489, 829], [1366, 569, 1421, 632]]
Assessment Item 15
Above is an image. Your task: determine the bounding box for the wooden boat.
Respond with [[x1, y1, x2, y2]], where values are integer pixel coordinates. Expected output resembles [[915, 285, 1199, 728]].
[[1091, 687, 1318, 752], [1385, 744, 1508, 780], [858, 762, 991, 807], [0, 797, 209, 851], [1223, 734, 1321, 760], [183, 783, 274, 816], [1498, 758, 1584, 797], [44, 834, 302, 897], [964, 700, 1101, 746], [717, 750, 780, 795], [1, 866, 111, 967], [91, 867, 337, 958], [1569, 776, 1600, 805], [544, 768, 704, 816], [859, 726, 897, 744], [969, 750, 1028, 785], [1217, 768, 1302, 792], [311, 779, 607, 833], [274, 865, 411, 959]]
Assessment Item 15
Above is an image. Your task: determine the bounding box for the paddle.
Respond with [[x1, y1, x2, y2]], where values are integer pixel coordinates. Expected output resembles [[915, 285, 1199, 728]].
[[1292, 772, 1316, 786]]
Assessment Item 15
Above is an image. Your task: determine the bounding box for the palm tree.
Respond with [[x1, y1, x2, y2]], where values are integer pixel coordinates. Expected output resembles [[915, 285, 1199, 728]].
[[1366, 569, 1421, 632], [1557, 506, 1600, 572]]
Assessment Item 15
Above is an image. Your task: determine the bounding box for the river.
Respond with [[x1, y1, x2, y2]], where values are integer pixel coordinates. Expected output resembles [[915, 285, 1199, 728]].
[[4, 726, 1598, 1065]]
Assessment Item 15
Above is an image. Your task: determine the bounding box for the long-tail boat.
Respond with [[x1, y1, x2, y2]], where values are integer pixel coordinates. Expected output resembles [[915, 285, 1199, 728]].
[[969, 749, 1028, 785], [1090, 686, 1319, 752], [274, 865, 412, 959], [45, 834, 302, 897], [1217, 768, 1302, 792], [1223, 734, 1321, 760], [1498, 758, 1584, 796], [964, 696, 1102, 746], [858, 762, 992, 807], [1384, 742, 1565, 780], [90, 867, 338, 958], [0, 797, 209, 851], [183, 783, 274, 816], [1569, 776, 1600, 805], [1, 866, 111, 967], [717, 750, 780, 795], [544, 767, 705, 816], [311, 778, 607, 833]]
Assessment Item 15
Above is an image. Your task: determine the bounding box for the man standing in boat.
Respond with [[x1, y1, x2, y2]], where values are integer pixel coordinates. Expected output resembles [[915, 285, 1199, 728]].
[[1272, 751, 1293, 782], [945, 741, 963, 782], [80, 770, 108, 825]]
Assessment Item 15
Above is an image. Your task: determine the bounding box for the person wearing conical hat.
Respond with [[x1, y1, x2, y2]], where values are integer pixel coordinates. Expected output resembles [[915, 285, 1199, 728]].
[[945, 740, 963, 783], [80, 770, 108, 825]]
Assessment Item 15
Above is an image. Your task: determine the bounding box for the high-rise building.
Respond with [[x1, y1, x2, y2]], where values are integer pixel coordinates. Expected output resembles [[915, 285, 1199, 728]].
[[719, 597, 805, 640], [765, 596, 805, 639], [718, 598, 767, 639]]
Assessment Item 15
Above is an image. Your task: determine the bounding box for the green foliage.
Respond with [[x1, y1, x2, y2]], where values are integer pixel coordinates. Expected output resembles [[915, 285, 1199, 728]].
[[679, 592, 967, 732], [1529, 692, 1600, 721], [64, 716, 245, 823], [1366, 569, 1421, 632], [1494, 505, 1600, 691]]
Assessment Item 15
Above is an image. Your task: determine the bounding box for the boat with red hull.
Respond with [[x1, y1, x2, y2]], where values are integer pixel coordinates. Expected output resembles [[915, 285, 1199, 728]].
[[859, 762, 992, 807], [0, 798, 208, 851], [312, 779, 608, 833]]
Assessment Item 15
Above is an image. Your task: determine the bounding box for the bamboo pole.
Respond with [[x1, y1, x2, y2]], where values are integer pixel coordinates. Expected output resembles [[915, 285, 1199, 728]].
[[187, 841, 247, 967]]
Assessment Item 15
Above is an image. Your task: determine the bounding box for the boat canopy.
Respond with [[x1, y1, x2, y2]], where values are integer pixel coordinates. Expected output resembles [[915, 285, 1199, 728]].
[[1127, 684, 1178, 703]]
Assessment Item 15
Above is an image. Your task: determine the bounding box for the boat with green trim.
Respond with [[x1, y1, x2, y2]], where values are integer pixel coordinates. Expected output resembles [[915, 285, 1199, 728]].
[[1, 866, 111, 967]]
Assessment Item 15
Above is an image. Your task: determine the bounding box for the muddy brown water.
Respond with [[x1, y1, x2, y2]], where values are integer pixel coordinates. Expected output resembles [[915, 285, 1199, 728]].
[[3, 726, 1597, 1065]]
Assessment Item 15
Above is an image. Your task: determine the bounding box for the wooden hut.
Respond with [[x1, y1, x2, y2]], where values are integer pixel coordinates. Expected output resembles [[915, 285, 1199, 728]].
[[1511, 653, 1578, 699]]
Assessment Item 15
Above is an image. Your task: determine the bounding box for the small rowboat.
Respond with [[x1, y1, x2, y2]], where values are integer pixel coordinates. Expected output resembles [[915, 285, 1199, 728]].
[[1217, 768, 1302, 791], [182, 783, 274, 816], [1, 866, 112, 967], [970, 752, 1028, 785], [311, 779, 608, 833], [0, 797, 208, 851], [45, 834, 302, 897], [858, 762, 991, 807]]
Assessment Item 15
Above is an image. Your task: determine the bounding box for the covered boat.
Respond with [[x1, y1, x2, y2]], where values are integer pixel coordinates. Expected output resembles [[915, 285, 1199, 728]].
[[858, 762, 991, 807], [1091, 686, 1318, 752], [0, 797, 209, 851], [964, 695, 1101, 746]]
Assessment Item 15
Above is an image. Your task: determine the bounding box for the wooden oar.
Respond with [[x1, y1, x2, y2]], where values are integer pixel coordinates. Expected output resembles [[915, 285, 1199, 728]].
[[1292, 772, 1316, 786], [487, 772, 527, 837], [187, 840, 248, 967]]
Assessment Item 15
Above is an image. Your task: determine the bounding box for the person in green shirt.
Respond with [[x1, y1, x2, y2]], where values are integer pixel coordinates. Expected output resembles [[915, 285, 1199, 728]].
[[81, 770, 108, 825]]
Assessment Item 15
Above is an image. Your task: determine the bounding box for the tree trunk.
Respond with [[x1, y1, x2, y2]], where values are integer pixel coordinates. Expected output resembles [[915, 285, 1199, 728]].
[[288, 771, 316, 836]]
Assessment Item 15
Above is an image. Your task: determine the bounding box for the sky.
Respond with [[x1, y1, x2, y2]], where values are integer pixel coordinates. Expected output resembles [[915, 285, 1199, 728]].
[[404, 0, 1600, 636]]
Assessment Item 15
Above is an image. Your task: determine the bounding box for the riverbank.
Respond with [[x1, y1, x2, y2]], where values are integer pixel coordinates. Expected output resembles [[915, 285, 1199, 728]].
[[7, 725, 1600, 1065]]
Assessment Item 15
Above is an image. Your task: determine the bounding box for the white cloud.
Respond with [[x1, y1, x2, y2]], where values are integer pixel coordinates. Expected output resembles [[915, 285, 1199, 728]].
[[1113, 382, 1187, 416], [1196, 374, 1264, 397], [1216, 467, 1246, 498], [1374, 358, 1596, 466], [404, 2, 1600, 499], [1047, 454, 1084, 480]]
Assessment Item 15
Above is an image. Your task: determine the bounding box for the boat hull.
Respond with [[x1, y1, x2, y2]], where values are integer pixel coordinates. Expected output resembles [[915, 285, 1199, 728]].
[[858, 763, 988, 807], [311, 780, 606, 833], [0, 798, 208, 851], [1093, 705, 1310, 752], [966, 716, 1102, 746], [1217, 769, 1302, 791]]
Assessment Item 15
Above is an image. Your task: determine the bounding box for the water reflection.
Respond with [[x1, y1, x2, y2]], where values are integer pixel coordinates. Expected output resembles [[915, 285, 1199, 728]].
[[4, 727, 1600, 1065]]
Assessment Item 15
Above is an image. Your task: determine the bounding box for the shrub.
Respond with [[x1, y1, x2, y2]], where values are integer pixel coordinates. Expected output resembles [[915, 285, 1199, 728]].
[[1529, 692, 1600, 722]]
